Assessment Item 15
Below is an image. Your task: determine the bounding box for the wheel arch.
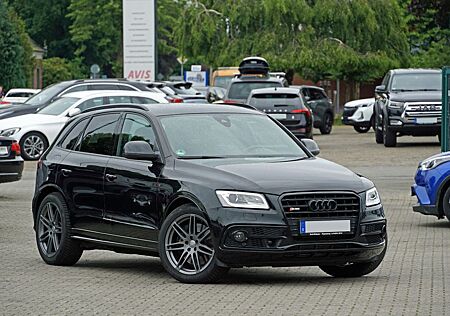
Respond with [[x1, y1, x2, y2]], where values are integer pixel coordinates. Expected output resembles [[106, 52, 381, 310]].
[[436, 177, 450, 218], [164, 192, 207, 221], [32, 184, 66, 229]]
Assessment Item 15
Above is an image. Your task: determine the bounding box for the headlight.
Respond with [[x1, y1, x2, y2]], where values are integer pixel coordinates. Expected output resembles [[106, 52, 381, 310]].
[[419, 155, 450, 170], [366, 187, 381, 207], [216, 190, 269, 210], [388, 101, 404, 109], [0, 127, 21, 137]]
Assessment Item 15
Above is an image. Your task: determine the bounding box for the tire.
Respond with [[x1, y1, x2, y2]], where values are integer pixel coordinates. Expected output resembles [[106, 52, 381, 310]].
[[438, 133, 442, 145], [383, 119, 397, 147], [353, 125, 370, 133], [319, 112, 333, 135], [371, 115, 376, 131], [35, 192, 83, 266], [375, 117, 384, 144], [159, 204, 229, 283], [319, 235, 387, 277], [20, 132, 48, 160], [441, 186, 450, 222]]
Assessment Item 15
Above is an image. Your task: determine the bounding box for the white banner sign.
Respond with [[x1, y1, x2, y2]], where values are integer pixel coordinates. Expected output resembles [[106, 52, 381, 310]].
[[185, 71, 207, 87], [123, 0, 156, 81]]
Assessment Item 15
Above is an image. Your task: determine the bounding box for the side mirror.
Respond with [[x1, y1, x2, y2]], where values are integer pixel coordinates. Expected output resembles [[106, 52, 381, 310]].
[[67, 108, 81, 117], [124, 141, 160, 161], [375, 85, 386, 94], [301, 139, 320, 156]]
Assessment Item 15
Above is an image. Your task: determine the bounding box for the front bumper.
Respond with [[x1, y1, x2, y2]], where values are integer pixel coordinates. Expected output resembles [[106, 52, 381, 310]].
[[0, 158, 24, 183], [342, 107, 371, 127], [388, 123, 440, 136], [411, 183, 441, 217]]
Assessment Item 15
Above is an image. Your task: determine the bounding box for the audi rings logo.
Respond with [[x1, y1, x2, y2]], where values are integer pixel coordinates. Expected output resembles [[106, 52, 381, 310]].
[[308, 199, 337, 211]]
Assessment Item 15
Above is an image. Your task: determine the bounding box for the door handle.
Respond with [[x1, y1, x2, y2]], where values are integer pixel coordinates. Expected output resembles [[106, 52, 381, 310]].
[[105, 174, 117, 182], [61, 168, 72, 177]]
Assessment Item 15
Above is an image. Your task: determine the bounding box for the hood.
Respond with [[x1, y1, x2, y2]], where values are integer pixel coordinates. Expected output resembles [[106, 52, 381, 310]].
[[0, 113, 65, 130], [0, 104, 39, 119], [390, 90, 441, 103], [176, 157, 372, 195]]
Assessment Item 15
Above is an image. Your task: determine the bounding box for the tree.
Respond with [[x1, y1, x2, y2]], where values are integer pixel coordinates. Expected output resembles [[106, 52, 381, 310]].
[[42, 57, 84, 86], [7, 0, 74, 59], [0, 1, 32, 90]]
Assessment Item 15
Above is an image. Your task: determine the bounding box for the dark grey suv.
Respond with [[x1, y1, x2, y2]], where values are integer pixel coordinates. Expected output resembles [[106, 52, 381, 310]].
[[292, 85, 334, 135]]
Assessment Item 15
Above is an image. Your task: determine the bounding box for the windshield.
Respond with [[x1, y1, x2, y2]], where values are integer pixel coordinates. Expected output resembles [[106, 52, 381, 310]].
[[391, 73, 441, 91], [228, 82, 283, 99], [160, 113, 307, 159], [214, 76, 234, 89], [38, 97, 80, 116], [25, 83, 68, 105]]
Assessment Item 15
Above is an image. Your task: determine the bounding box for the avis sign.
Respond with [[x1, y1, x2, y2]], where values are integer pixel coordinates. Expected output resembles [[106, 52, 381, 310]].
[[123, 0, 156, 81]]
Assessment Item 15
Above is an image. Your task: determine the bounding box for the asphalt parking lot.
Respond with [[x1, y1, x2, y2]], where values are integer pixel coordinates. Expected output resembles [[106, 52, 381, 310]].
[[1, 126, 449, 315]]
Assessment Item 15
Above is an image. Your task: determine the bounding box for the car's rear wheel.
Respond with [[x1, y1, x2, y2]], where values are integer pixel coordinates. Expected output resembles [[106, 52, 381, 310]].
[[441, 186, 450, 222], [159, 204, 229, 283], [20, 132, 48, 160], [36, 193, 83, 265], [319, 236, 387, 277], [353, 126, 370, 133], [320, 112, 333, 135]]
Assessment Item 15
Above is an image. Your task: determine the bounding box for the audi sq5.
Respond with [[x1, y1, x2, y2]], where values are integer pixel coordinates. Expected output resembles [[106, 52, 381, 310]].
[[32, 103, 387, 283]]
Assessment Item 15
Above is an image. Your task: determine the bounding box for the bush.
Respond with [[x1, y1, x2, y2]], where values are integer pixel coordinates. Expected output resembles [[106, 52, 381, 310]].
[[42, 57, 85, 86]]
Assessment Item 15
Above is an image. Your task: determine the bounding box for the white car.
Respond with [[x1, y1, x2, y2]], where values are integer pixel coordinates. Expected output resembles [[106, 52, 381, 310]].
[[0, 90, 168, 160], [341, 98, 375, 133], [1, 88, 41, 105]]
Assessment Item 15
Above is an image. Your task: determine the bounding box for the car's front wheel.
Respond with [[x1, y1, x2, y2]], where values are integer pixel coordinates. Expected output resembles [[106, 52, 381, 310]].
[[36, 193, 83, 265], [319, 236, 387, 277], [20, 132, 48, 160], [441, 186, 450, 222], [159, 204, 229, 283]]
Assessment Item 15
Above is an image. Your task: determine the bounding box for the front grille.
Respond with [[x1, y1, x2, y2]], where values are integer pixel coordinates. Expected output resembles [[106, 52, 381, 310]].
[[404, 103, 441, 118], [281, 192, 361, 239], [343, 107, 357, 118]]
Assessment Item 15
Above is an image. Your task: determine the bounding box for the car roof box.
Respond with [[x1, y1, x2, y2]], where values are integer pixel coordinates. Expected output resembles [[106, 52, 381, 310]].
[[238, 57, 270, 75]]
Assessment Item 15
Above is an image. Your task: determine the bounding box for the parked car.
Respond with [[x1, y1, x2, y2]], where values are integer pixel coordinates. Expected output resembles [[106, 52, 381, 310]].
[[0, 79, 165, 120], [0, 88, 41, 105], [207, 67, 239, 102], [0, 136, 23, 184], [342, 98, 375, 133], [374, 69, 442, 147], [32, 102, 387, 283], [412, 152, 450, 222], [0, 90, 167, 160], [156, 81, 207, 103], [224, 57, 288, 104], [292, 85, 334, 135], [246, 87, 313, 138]]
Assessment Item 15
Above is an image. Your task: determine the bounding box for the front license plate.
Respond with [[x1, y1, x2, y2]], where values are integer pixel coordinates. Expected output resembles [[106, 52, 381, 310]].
[[300, 220, 351, 235], [415, 117, 437, 124], [268, 113, 287, 119], [0, 146, 8, 155]]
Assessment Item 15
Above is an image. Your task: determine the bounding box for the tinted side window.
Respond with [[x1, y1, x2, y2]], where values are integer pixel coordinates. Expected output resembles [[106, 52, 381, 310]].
[[65, 85, 88, 93], [59, 119, 89, 150], [77, 97, 106, 111], [79, 114, 120, 156], [117, 114, 156, 157], [108, 95, 132, 104], [139, 97, 157, 104], [308, 88, 323, 101], [319, 91, 328, 99]]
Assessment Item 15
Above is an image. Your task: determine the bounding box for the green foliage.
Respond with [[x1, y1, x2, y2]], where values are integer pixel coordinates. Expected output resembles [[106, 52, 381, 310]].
[[176, 0, 410, 83], [7, 0, 74, 58], [42, 57, 85, 86], [0, 1, 32, 90]]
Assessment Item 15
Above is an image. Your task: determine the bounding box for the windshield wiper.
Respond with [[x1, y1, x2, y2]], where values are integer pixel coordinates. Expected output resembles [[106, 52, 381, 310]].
[[179, 156, 227, 159], [413, 89, 440, 91]]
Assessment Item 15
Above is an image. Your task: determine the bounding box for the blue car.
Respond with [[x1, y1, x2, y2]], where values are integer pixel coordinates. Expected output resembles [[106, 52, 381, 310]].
[[412, 152, 450, 222]]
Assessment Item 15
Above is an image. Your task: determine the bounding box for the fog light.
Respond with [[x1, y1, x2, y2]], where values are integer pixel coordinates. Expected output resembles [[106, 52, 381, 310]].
[[232, 231, 247, 242], [390, 120, 402, 126]]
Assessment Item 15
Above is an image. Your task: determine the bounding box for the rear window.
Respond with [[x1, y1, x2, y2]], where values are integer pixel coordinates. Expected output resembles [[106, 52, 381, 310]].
[[228, 82, 283, 99], [6, 92, 34, 98]]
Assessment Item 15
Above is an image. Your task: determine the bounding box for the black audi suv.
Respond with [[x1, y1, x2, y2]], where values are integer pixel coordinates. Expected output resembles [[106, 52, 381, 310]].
[[32, 103, 387, 283]]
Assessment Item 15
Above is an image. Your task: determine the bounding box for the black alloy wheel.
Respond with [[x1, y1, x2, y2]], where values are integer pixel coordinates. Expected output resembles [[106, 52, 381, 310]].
[[36, 193, 83, 265], [320, 112, 333, 135], [159, 204, 229, 283]]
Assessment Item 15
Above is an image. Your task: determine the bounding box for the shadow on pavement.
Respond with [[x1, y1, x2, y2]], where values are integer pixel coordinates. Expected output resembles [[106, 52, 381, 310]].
[[417, 220, 450, 229]]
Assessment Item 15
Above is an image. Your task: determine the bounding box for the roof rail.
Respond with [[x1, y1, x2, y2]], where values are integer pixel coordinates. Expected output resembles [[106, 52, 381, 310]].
[[80, 103, 149, 114]]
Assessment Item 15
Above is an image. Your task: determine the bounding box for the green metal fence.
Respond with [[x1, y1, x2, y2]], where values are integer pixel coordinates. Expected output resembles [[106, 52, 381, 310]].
[[441, 66, 450, 152]]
